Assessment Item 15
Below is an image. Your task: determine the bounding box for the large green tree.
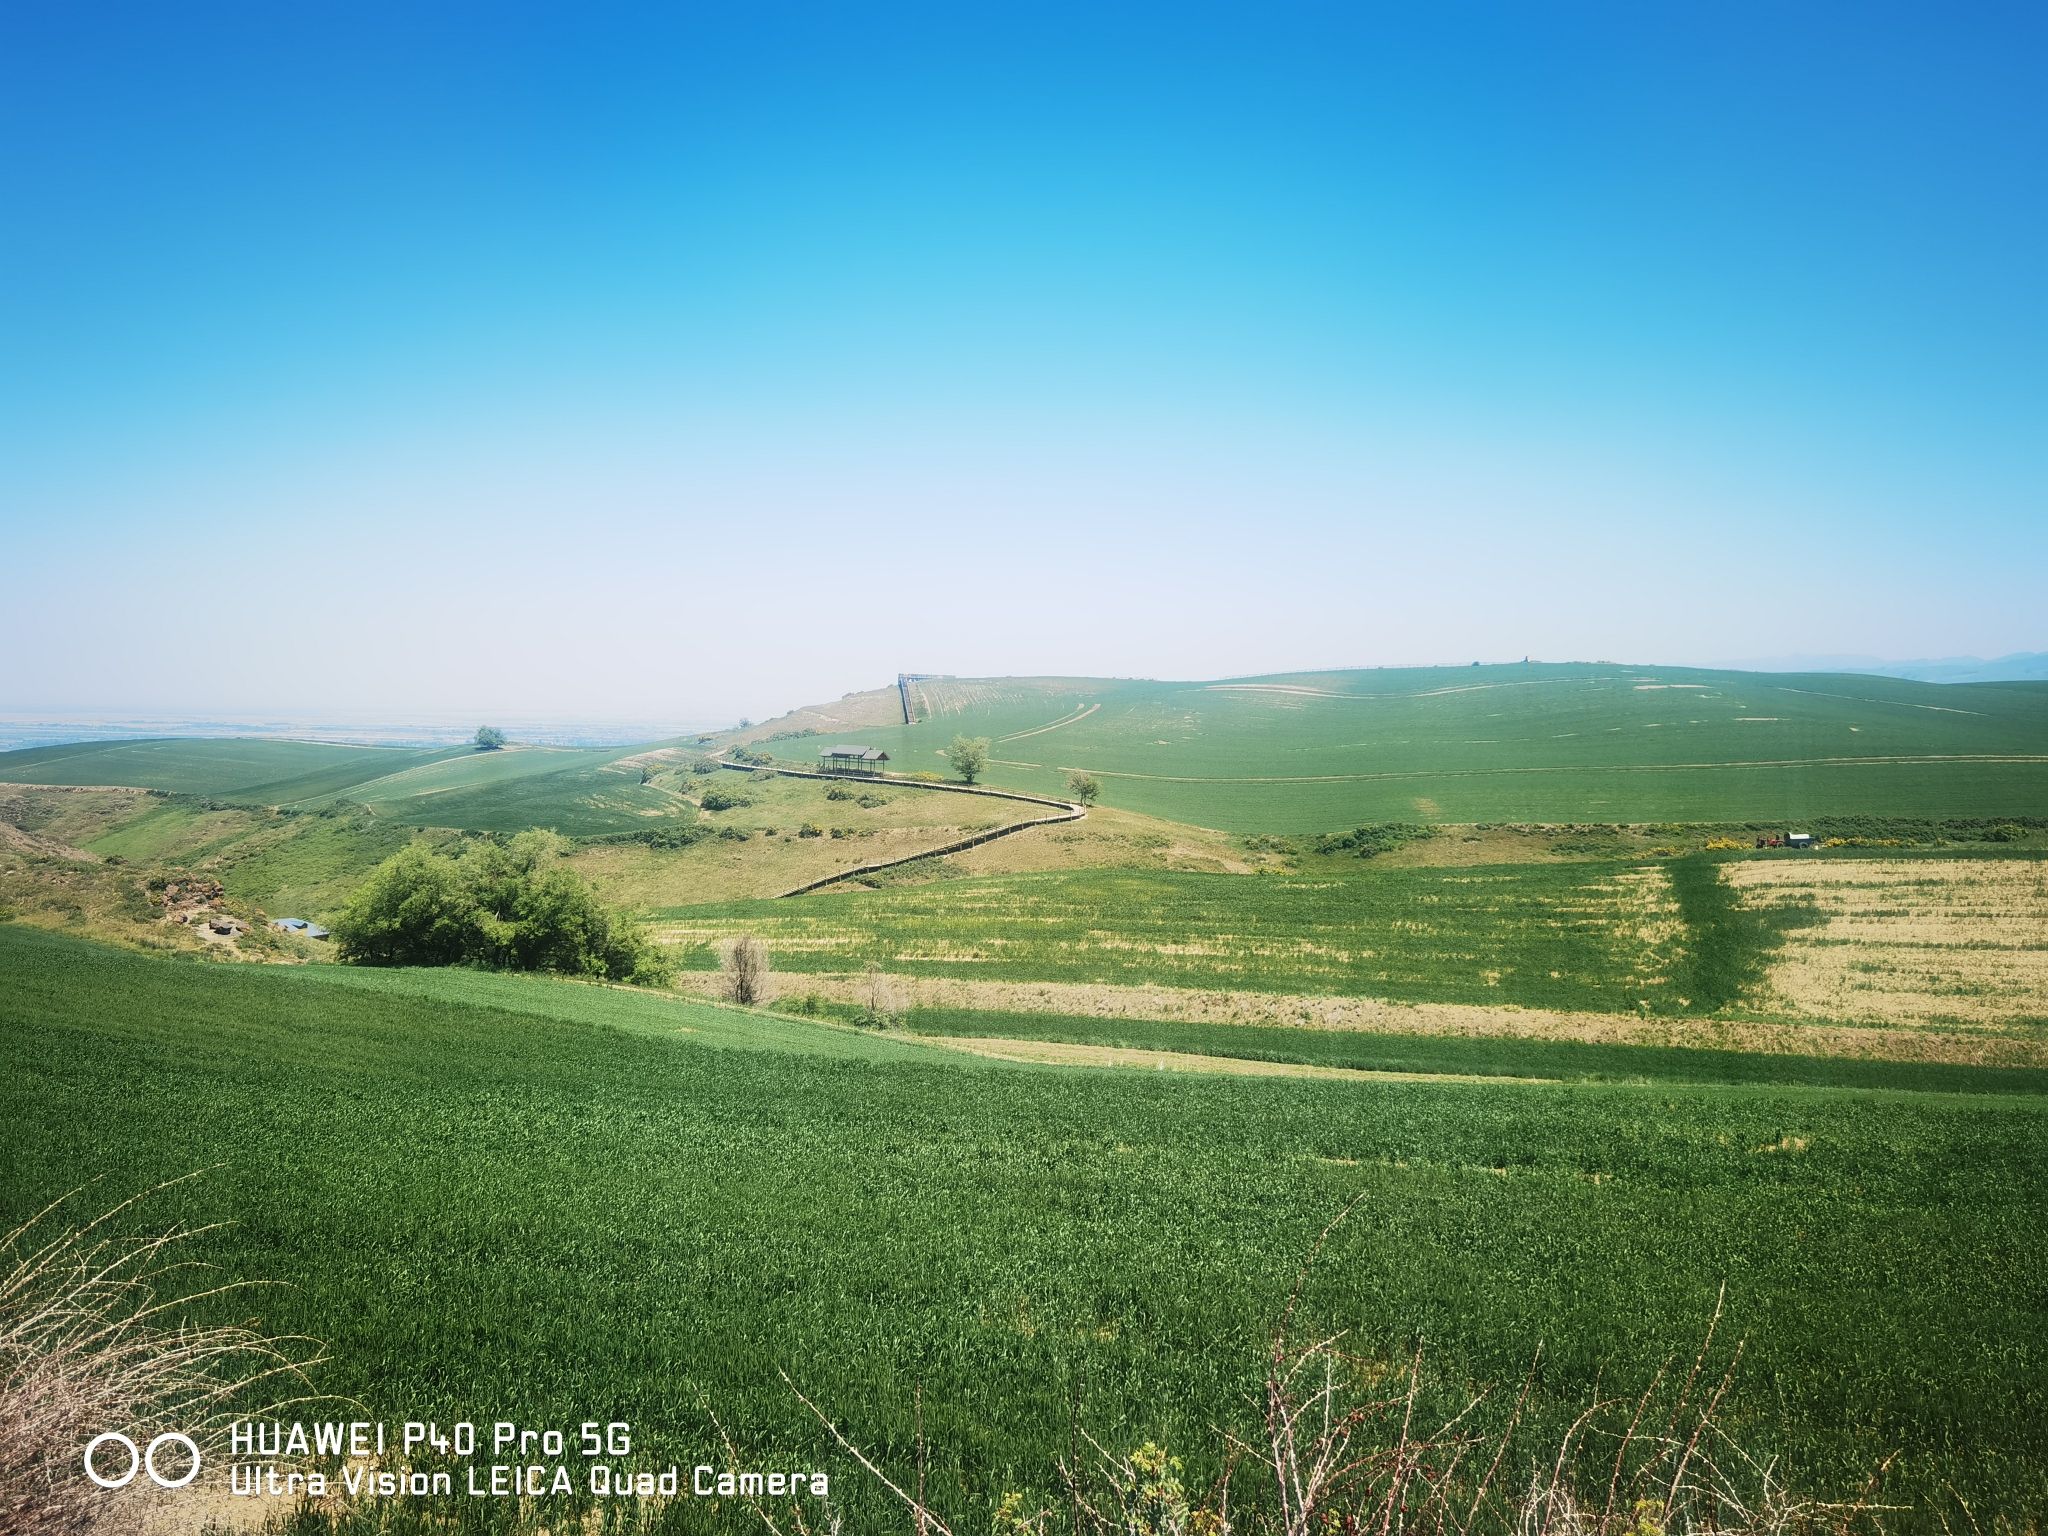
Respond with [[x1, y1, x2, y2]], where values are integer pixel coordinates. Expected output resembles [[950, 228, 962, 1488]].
[[333, 832, 666, 982], [947, 735, 991, 784]]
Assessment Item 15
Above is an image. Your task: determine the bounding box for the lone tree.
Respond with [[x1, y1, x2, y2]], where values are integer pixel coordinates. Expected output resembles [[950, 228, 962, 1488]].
[[721, 934, 770, 1005], [473, 725, 507, 751], [1065, 770, 1100, 806], [856, 960, 903, 1028], [947, 734, 991, 784]]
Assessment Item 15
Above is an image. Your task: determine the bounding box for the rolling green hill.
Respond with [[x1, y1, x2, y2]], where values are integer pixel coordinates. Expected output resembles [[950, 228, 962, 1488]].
[[0, 737, 438, 797], [343, 744, 692, 834], [9, 663, 2042, 840], [748, 665, 2048, 830], [0, 738, 698, 837]]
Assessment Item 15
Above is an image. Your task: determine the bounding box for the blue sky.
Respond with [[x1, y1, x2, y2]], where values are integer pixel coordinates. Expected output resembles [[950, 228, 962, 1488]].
[[2, 2, 2042, 722]]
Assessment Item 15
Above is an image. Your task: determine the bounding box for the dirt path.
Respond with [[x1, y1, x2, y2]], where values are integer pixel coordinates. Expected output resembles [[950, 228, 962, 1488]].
[[915, 1033, 1554, 1084], [998, 702, 1101, 742]]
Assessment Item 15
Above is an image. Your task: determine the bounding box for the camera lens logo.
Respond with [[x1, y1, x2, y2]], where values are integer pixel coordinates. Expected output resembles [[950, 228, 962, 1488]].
[[83, 1432, 201, 1490]]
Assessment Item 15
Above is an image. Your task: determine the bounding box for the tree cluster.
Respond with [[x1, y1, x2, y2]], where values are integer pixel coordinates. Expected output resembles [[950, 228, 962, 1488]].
[[332, 831, 668, 982]]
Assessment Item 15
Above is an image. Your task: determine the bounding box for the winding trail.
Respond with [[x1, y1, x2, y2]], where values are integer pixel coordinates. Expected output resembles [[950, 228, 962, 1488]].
[[717, 760, 1083, 897]]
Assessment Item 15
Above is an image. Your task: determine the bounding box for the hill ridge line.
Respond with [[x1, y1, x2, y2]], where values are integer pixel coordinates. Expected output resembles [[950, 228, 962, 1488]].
[[1023, 753, 2048, 786]]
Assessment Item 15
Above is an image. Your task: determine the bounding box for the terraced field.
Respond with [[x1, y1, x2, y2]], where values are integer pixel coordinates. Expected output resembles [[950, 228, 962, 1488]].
[[657, 861, 1738, 1015], [1728, 854, 2048, 1031]]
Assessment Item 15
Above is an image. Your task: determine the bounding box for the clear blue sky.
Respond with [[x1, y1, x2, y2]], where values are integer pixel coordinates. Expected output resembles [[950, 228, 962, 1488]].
[[2, 2, 2042, 722]]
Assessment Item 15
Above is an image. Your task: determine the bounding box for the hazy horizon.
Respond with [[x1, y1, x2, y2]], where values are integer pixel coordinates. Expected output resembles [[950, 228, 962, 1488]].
[[6, 648, 2045, 755], [5, 5, 2042, 724]]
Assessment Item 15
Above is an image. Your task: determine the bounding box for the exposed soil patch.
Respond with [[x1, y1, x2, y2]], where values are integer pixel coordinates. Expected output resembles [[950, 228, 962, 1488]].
[[915, 1033, 1552, 1083]]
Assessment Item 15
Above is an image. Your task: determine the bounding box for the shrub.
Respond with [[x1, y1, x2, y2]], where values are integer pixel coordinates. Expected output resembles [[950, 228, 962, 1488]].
[[1986, 822, 2026, 843], [824, 785, 853, 801], [608, 824, 710, 851], [332, 832, 668, 983], [855, 962, 902, 1027], [332, 844, 484, 968], [699, 787, 749, 812], [797, 822, 824, 839], [1312, 823, 1429, 859]]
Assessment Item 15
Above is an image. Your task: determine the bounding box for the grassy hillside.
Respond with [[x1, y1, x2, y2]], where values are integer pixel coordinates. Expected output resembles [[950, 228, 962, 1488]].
[[568, 768, 1084, 903], [344, 744, 692, 834], [744, 665, 2048, 830], [0, 737, 702, 836], [0, 737, 431, 796], [2, 924, 2042, 1526]]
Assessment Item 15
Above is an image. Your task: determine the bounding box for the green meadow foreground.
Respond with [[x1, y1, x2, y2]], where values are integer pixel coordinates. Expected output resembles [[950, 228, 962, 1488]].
[[2, 925, 2044, 1529]]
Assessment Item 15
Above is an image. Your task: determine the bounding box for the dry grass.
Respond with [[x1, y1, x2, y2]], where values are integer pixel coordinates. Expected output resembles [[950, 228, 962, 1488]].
[[672, 971, 2048, 1068], [944, 805, 1282, 878], [575, 802, 1280, 909], [0, 787, 153, 854], [569, 775, 1052, 906], [0, 1176, 317, 1536], [1726, 860, 2048, 1032], [726, 686, 916, 746], [912, 1034, 1551, 1084]]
